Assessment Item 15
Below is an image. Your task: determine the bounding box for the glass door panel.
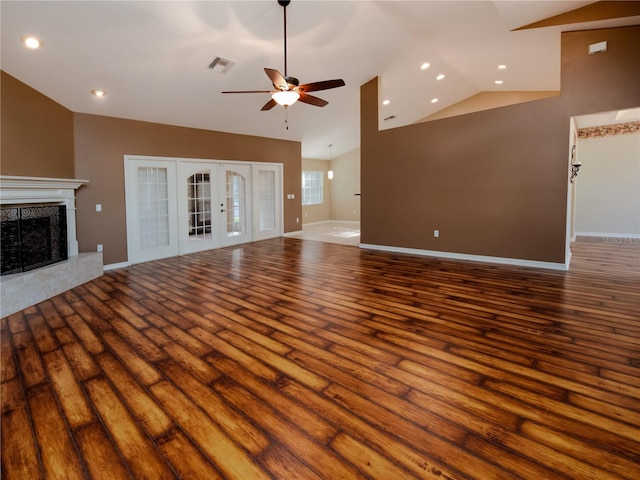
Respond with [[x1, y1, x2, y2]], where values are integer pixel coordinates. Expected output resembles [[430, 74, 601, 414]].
[[217, 164, 252, 247], [253, 164, 282, 241], [125, 158, 178, 264], [178, 163, 217, 255]]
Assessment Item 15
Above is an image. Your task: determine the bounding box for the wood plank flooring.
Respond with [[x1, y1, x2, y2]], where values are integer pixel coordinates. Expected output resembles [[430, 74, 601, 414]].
[[2, 237, 639, 479]]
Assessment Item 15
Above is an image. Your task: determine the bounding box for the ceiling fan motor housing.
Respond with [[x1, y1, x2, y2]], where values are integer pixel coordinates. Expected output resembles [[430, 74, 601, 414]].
[[285, 76, 299, 90]]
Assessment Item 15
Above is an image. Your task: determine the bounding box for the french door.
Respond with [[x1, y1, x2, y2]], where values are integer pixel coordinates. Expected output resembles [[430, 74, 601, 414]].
[[125, 158, 179, 264], [125, 156, 280, 265]]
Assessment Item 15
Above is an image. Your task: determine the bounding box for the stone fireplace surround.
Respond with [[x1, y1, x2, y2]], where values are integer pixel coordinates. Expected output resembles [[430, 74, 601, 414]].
[[0, 176, 103, 317]]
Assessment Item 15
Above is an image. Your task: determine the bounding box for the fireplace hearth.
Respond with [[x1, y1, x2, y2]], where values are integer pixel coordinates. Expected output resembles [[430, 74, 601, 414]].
[[1, 175, 103, 318]]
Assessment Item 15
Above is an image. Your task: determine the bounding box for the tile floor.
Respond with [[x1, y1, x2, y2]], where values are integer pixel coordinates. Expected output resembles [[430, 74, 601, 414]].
[[286, 221, 361, 246]]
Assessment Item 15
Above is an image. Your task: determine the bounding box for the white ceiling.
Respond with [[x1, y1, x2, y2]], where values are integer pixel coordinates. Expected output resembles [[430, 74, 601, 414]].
[[2, 1, 638, 159]]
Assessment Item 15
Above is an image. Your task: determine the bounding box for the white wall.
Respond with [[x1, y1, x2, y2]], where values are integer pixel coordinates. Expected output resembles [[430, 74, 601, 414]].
[[574, 132, 640, 237]]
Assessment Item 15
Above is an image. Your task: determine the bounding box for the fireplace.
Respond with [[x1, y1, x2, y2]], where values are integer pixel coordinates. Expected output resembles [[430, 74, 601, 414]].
[[1, 176, 103, 318], [1, 205, 68, 275]]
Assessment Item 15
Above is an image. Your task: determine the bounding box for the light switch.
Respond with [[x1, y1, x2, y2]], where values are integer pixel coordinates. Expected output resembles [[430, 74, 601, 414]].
[[96, 204, 102, 212]]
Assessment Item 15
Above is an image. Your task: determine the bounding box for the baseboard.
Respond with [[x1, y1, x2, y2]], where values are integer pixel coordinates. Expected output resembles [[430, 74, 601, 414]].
[[104, 261, 130, 271], [575, 231, 640, 239], [360, 243, 569, 271]]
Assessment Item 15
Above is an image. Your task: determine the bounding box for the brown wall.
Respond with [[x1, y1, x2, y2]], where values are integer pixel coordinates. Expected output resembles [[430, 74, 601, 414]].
[[1, 71, 74, 178], [74, 113, 301, 265], [361, 25, 640, 264]]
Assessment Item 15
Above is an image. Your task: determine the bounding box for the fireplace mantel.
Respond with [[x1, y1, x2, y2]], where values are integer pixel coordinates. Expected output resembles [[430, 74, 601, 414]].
[[0, 175, 89, 205], [0, 175, 89, 257]]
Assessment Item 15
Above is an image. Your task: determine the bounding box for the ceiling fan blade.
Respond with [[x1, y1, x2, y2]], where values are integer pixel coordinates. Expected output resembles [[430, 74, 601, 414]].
[[222, 90, 273, 94], [299, 93, 328, 108], [265, 68, 288, 90], [261, 98, 278, 111], [297, 79, 345, 93]]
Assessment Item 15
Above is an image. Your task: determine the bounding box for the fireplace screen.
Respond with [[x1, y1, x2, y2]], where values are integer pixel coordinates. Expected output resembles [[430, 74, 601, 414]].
[[1, 205, 68, 276]]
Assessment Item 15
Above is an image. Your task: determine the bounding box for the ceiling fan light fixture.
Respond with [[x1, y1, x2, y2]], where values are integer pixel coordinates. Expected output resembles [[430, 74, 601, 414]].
[[272, 90, 300, 106]]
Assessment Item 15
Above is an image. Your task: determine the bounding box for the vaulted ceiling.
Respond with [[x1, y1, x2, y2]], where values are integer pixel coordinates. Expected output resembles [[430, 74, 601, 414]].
[[2, 1, 639, 159]]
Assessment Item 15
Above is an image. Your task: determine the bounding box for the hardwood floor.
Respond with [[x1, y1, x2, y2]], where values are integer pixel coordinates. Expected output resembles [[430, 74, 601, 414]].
[[2, 238, 639, 479]]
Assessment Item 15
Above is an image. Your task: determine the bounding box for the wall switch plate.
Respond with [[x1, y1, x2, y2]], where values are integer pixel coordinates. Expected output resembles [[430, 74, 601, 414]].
[[588, 41, 607, 55], [97, 244, 103, 252], [96, 204, 102, 212], [434, 229, 440, 238]]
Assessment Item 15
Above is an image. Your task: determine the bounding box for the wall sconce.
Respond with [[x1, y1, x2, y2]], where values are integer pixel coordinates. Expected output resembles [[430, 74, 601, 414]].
[[570, 145, 581, 183]]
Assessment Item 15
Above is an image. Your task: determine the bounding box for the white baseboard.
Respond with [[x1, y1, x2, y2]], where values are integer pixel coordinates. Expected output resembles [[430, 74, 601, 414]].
[[575, 231, 640, 239], [360, 243, 569, 271], [104, 261, 129, 271]]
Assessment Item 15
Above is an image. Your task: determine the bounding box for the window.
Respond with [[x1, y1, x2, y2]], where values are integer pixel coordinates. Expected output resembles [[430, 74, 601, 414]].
[[302, 171, 324, 205]]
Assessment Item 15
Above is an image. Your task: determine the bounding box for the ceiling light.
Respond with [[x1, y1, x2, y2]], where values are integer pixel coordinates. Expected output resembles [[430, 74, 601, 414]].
[[498, 65, 507, 70], [431, 98, 439, 103], [436, 74, 445, 80], [383, 99, 390, 105], [421, 63, 430, 70], [22, 36, 41, 49], [272, 90, 300, 107], [494, 80, 503, 85], [91, 89, 107, 97]]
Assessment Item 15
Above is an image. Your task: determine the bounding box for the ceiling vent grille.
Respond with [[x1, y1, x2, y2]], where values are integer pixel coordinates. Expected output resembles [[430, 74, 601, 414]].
[[208, 57, 235, 73]]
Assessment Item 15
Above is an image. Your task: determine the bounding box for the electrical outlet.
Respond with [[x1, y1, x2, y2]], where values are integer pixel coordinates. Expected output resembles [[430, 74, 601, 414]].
[[97, 244, 103, 252], [434, 230, 440, 238], [296, 217, 299, 223]]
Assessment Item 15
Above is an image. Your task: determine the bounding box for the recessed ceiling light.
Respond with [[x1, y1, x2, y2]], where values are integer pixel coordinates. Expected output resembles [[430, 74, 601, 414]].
[[498, 65, 507, 70], [494, 80, 503, 85], [22, 36, 41, 49], [421, 63, 430, 70], [382, 99, 390, 105], [431, 98, 439, 103], [436, 74, 445, 80], [91, 89, 107, 97]]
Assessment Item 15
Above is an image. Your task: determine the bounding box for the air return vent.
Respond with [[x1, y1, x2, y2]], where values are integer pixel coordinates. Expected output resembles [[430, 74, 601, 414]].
[[208, 57, 235, 73]]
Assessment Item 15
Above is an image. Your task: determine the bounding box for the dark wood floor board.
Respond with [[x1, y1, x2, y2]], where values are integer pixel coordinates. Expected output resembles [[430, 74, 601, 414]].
[[2, 238, 639, 479], [95, 352, 174, 439], [73, 423, 133, 480], [280, 378, 467, 479], [159, 359, 270, 455], [212, 376, 368, 480], [1, 381, 41, 479], [150, 379, 274, 480], [277, 330, 411, 396], [42, 349, 94, 429], [27, 383, 86, 479], [84, 377, 177, 480], [35, 299, 67, 330]]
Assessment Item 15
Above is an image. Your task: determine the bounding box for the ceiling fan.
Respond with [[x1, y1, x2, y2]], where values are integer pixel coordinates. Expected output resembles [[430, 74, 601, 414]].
[[222, 0, 345, 111]]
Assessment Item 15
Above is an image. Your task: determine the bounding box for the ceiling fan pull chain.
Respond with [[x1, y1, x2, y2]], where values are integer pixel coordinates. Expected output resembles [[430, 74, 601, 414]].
[[285, 106, 289, 130]]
